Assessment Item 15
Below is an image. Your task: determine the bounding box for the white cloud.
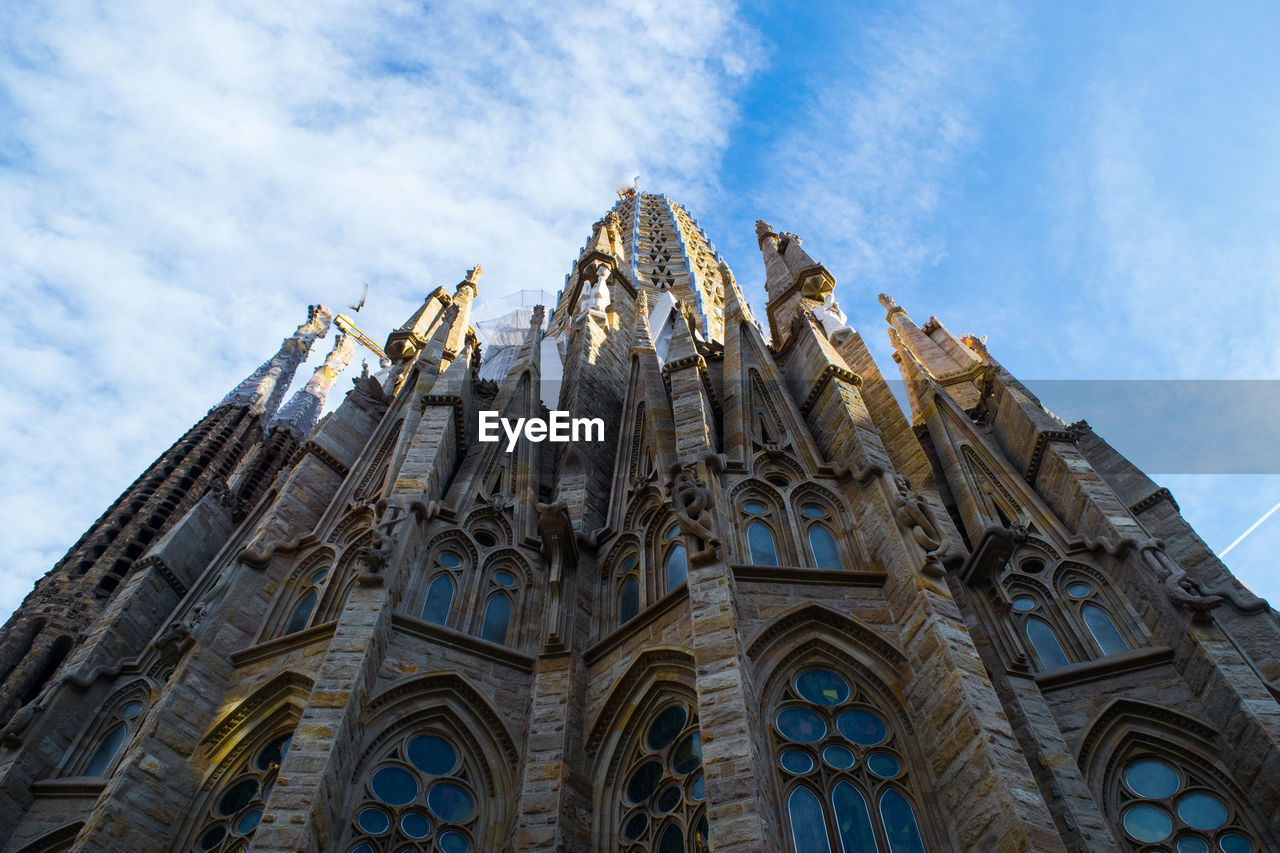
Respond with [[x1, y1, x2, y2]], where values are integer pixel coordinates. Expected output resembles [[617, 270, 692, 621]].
[[754, 0, 1020, 291], [0, 0, 761, 623]]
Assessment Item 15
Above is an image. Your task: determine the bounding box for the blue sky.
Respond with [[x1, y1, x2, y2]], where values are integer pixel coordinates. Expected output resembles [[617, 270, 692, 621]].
[[1, 0, 1277, 623]]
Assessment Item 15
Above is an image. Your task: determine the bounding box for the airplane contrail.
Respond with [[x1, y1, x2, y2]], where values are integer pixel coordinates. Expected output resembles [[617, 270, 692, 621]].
[[1220, 499, 1280, 557]]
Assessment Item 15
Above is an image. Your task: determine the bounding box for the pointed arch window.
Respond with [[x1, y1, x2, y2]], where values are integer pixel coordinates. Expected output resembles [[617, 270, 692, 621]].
[[190, 732, 292, 852], [343, 730, 484, 853], [1066, 579, 1132, 657], [807, 526, 841, 570], [1082, 604, 1129, 657], [771, 667, 931, 853], [74, 693, 147, 778], [422, 575, 455, 625], [660, 524, 687, 593], [418, 545, 469, 627], [274, 564, 329, 638], [1000, 556, 1140, 671], [480, 594, 511, 645], [796, 502, 845, 571], [740, 496, 787, 567], [748, 521, 779, 567], [665, 546, 688, 591], [612, 551, 640, 625], [1023, 615, 1070, 670], [475, 563, 523, 647], [615, 699, 709, 851]]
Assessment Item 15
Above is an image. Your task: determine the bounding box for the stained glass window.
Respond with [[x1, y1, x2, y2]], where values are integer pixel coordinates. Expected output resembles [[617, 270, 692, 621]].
[[1024, 618, 1070, 669], [480, 594, 511, 645], [421, 574, 454, 625], [1113, 756, 1258, 852], [807, 526, 842, 570], [748, 521, 779, 566], [344, 731, 481, 853], [617, 701, 708, 851], [78, 694, 148, 778], [619, 576, 640, 626], [773, 668, 929, 852], [665, 545, 688, 591], [192, 732, 292, 852]]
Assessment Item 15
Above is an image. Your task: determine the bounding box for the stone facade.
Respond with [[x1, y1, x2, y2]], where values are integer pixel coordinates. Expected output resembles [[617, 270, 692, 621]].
[[0, 190, 1277, 853]]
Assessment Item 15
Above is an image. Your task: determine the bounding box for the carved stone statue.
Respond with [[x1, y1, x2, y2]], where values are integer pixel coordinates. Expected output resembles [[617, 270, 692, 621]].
[[669, 465, 721, 562], [356, 502, 411, 582], [890, 474, 948, 577], [577, 262, 612, 317]]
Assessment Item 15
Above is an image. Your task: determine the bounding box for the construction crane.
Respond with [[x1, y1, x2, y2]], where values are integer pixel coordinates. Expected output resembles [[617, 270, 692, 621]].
[[335, 282, 388, 364]]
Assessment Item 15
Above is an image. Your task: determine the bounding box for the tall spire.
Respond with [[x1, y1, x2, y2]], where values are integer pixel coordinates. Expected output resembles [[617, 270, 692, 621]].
[[220, 304, 333, 416], [880, 293, 984, 415], [270, 330, 358, 441], [553, 192, 729, 342], [756, 221, 837, 346]]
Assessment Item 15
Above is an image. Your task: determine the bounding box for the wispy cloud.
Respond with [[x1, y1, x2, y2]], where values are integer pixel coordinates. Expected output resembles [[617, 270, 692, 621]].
[[0, 0, 761, 621], [753, 0, 1020, 291]]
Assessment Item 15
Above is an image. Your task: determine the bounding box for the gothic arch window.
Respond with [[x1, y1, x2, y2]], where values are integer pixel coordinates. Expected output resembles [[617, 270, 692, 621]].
[[279, 563, 330, 637], [1001, 555, 1141, 670], [1057, 567, 1134, 658], [416, 542, 469, 628], [190, 731, 293, 852], [473, 558, 524, 648], [747, 520, 779, 566], [796, 501, 843, 571], [615, 698, 709, 851], [421, 574, 455, 625], [770, 667, 931, 853], [69, 688, 148, 778], [480, 594, 511, 645], [1105, 750, 1265, 852], [343, 730, 484, 853], [660, 523, 688, 593], [738, 490, 788, 567], [266, 549, 337, 637], [616, 553, 641, 628]]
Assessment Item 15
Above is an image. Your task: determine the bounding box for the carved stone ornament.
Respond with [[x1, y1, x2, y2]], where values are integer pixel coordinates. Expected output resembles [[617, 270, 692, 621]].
[[0, 702, 41, 748], [667, 456, 725, 565], [355, 502, 410, 584], [890, 473, 949, 578], [1084, 535, 1224, 622], [348, 373, 391, 417]]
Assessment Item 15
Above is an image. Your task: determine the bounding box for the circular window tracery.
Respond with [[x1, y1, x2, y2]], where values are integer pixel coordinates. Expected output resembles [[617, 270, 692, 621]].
[[193, 733, 292, 852], [346, 731, 480, 853], [1114, 756, 1258, 852], [618, 701, 708, 851], [772, 667, 927, 853]]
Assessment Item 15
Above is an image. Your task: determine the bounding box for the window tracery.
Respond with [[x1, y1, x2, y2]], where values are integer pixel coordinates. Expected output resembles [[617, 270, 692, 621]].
[[660, 523, 688, 593], [418, 544, 467, 627], [617, 553, 641, 628], [1109, 754, 1261, 852], [191, 732, 292, 852], [71, 688, 148, 778], [616, 699, 709, 852], [1000, 554, 1140, 671], [281, 564, 329, 636], [736, 489, 788, 567], [797, 502, 842, 570], [770, 668, 930, 853], [344, 731, 483, 853]]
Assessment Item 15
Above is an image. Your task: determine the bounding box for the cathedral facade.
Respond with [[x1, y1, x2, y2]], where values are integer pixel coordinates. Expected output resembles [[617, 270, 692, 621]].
[[0, 191, 1278, 853]]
